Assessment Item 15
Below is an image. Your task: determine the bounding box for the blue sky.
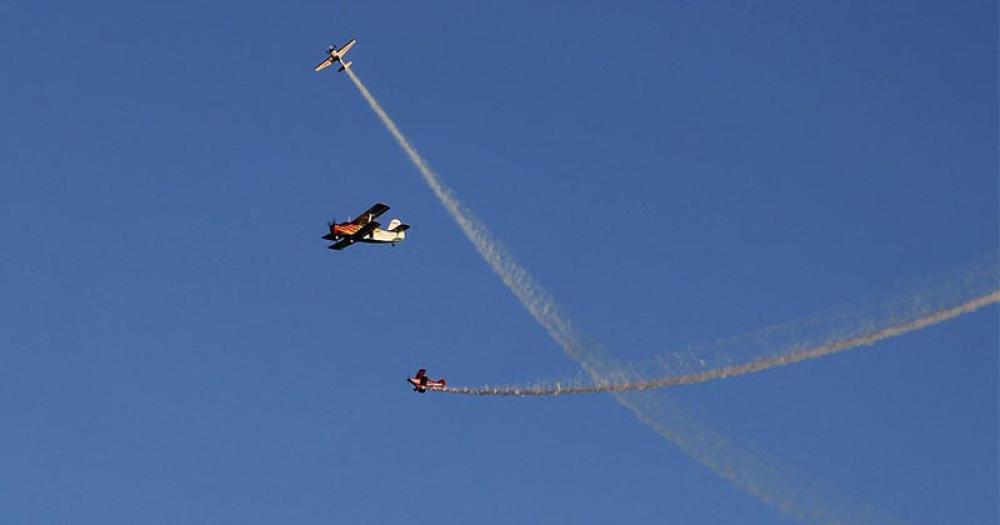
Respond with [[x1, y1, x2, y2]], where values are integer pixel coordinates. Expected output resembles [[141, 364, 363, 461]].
[[1, 1, 996, 523]]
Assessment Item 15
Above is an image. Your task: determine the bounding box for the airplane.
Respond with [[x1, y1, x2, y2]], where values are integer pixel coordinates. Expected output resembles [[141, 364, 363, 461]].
[[314, 38, 357, 73], [407, 369, 447, 393], [322, 202, 410, 251]]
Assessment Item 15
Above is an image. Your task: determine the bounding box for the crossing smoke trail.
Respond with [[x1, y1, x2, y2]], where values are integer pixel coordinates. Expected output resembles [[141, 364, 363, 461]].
[[342, 67, 911, 524], [439, 289, 1000, 396]]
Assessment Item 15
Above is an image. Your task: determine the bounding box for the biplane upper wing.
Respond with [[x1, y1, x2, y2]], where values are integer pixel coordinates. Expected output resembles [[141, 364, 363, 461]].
[[350, 202, 390, 225]]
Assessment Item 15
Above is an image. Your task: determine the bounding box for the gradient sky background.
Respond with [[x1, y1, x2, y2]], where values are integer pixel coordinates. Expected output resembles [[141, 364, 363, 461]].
[[1, 1, 997, 523]]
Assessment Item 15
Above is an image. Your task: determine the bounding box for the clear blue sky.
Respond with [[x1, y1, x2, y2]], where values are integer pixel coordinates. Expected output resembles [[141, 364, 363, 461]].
[[1, 1, 996, 523]]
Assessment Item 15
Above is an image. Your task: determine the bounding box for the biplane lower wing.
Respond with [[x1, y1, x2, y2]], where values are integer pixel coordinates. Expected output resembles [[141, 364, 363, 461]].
[[328, 238, 353, 251], [327, 221, 381, 250]]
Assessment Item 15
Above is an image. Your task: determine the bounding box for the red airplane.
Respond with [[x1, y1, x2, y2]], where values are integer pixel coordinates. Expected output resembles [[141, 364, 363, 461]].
[[407, 369, 447, 393]]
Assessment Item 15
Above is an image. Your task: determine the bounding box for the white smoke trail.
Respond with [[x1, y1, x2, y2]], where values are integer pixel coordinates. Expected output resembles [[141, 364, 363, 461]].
[[342, 67, 907, 525], [439, 289, 1000, 396], [343, 67, 581, 355]]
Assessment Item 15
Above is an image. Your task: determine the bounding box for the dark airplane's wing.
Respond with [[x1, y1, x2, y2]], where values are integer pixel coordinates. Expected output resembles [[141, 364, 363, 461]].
[[327, 221, 380, 251], [416, 369, 426, 378], [350, 203, 390, 225], [352, 221, 380, 239], [328, 238, 354, 251]]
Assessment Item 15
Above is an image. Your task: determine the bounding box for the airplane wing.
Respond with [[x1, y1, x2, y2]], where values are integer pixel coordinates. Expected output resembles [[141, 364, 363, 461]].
[[328, 238, 354, 251], [353, 221, 380, 239], [326, 221, 380, 251], [338, 39, 356, 57], [314, 58, 334, 72], [350, 202, 390, 225]]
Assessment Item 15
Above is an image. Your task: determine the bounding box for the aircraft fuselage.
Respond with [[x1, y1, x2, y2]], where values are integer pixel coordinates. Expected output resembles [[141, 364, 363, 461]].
[[327, 224, 405, 245]]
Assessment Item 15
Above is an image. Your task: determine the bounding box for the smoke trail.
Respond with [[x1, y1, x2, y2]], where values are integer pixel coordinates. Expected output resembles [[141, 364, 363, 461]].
[[342, 67, 906, 525], [439, 289, 1000, 396], [343, 67, 581, 354]]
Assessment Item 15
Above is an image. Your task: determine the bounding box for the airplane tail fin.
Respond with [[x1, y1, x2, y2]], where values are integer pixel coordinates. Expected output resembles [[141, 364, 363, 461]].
[[387, 219, 410, 236], [338, 61, 352, 72]]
